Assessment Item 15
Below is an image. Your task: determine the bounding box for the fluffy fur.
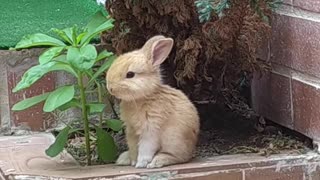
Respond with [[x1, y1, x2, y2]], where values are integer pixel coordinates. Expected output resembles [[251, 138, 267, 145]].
[[106, 35, 200, 168]]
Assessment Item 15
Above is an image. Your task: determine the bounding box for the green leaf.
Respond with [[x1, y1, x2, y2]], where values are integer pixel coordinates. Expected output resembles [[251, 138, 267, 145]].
[[96, 50, 114, 62], [96, 127, 117, 162], [39, 47, 65, 64], [81, 18, 114, 46], [105, 119, 123, 131], [45, 126, 71, 157], [52, 54, 66, 61], [14, 33, 66, 49], [51, 28, 73, 44], [67, 44, 97, 71], [87, 103, 106, 114], [268, 0, 283, 10], [88, 55, 116, 85], [71, 26, 78, 45], [48, 61, 78, 76], [12, 93, 50, 111], [76, 32, 87, 44], [12, 61, 77, 93], [57, 98, 81, 111], [85, 11, 109, 34], [43, 85, 75, 112], [52, 26, 80, 45], [68, 128, 83, 135]]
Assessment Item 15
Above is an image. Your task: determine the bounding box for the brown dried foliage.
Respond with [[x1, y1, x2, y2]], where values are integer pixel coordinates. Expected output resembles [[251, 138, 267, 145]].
[[101, 0, 272, 112]]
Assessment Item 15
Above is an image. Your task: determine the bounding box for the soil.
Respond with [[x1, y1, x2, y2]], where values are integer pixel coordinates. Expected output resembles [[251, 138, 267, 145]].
[[194, 119, 311, 158], [66, 104, 313, 165]]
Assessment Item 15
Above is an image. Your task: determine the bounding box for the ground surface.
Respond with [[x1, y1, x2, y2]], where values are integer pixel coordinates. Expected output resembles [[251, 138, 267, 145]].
[[66, 108, 313, 165], [0, 0, 104, 48], [194, 118, 311, 158]]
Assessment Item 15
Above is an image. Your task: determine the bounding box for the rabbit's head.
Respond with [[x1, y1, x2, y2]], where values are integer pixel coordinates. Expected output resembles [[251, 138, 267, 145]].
[[106, 35, 173, 101]]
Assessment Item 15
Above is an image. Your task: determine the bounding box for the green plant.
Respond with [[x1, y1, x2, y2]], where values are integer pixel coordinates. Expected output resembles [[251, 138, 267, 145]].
[[195, 0, 282, 23], [10, 11, 122, 165], [195, 0, 230, 22]]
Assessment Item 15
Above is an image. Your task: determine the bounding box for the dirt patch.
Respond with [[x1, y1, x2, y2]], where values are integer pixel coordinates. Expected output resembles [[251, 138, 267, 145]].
[[194, 103, 312, 158], [195, 120, 311, 158]]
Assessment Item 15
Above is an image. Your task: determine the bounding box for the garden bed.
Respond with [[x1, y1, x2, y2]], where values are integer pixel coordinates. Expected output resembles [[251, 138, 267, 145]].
[[64, 103, 313, 166]]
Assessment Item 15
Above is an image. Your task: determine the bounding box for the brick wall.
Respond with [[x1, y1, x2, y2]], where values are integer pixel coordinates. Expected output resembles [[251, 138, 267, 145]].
[[252, 0, 320, 142], [0, 49, 56, 131], [0, 46, 110, 132], [0, 49, 83, 131]]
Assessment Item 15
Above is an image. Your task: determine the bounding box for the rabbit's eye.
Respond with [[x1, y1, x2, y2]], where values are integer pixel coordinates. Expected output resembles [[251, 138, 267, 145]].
[[126, 71, 135, 78]]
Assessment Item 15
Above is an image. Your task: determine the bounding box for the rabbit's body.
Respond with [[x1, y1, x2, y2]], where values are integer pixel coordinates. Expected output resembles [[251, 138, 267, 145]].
[[120, 84, 199, 168], [106, 35, 200, 168]]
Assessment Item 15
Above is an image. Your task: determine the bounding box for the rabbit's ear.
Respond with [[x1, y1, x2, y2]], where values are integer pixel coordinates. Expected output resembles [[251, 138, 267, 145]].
[[150, 38, 173, 66], [142, 36, 174, 66]]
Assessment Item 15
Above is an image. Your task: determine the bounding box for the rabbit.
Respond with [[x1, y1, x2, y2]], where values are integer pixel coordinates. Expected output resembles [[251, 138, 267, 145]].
[[106, 35, 200, 168]]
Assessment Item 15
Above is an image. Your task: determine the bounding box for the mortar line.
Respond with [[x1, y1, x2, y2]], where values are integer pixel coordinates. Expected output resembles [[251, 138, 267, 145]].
[[289, 73, 294, 129], [0, 52, 11, 130], [269, 63, 320, 89], [242, 169, 246, 180], [276, 4, 320, 23]]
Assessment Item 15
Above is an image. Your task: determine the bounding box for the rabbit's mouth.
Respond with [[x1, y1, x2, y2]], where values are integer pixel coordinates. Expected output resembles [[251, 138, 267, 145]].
[[107, 81, 159, 101], [107, 86, 134, 100], [111, 89, 151, 102]]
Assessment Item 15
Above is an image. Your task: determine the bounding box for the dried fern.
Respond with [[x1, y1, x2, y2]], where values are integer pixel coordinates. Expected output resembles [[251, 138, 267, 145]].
[[102, 0, 282, 114]]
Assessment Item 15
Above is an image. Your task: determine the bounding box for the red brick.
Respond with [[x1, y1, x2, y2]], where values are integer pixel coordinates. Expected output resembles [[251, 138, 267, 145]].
[[293, 0, 320, 13], [3, 48, 56, 131], [270, 14, 320, 78], [245, 166, 304, 180], [269, 14, 294, 68], [251, 72, 293, 128], [7, 72, 56, 131], [292, 79, 320, 140]]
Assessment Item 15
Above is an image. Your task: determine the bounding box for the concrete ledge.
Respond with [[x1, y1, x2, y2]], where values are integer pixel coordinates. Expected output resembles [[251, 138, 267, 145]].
[[0, 133, 319, 179]]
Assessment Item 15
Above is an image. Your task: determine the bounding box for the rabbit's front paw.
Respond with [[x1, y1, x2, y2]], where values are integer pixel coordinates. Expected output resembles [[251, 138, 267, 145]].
[[135, 155, 153, 168], [131, 160, 137, 166], [116, 151, 131, 166], [146, 157, 165, 168]]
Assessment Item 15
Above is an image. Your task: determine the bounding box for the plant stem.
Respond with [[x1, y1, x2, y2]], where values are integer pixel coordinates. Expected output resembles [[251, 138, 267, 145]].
[[107, 95, 119, 119], [78, 72, 91, 165], [96, 83, 104, 128]]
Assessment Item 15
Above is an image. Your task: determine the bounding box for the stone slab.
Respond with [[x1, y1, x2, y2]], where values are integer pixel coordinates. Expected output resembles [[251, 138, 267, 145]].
[[1, 133, 320, 179], [0, 133, 78, 179]]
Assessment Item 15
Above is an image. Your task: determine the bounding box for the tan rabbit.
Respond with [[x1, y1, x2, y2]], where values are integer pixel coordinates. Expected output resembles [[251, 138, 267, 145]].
[[106, 35, 200, 168]]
